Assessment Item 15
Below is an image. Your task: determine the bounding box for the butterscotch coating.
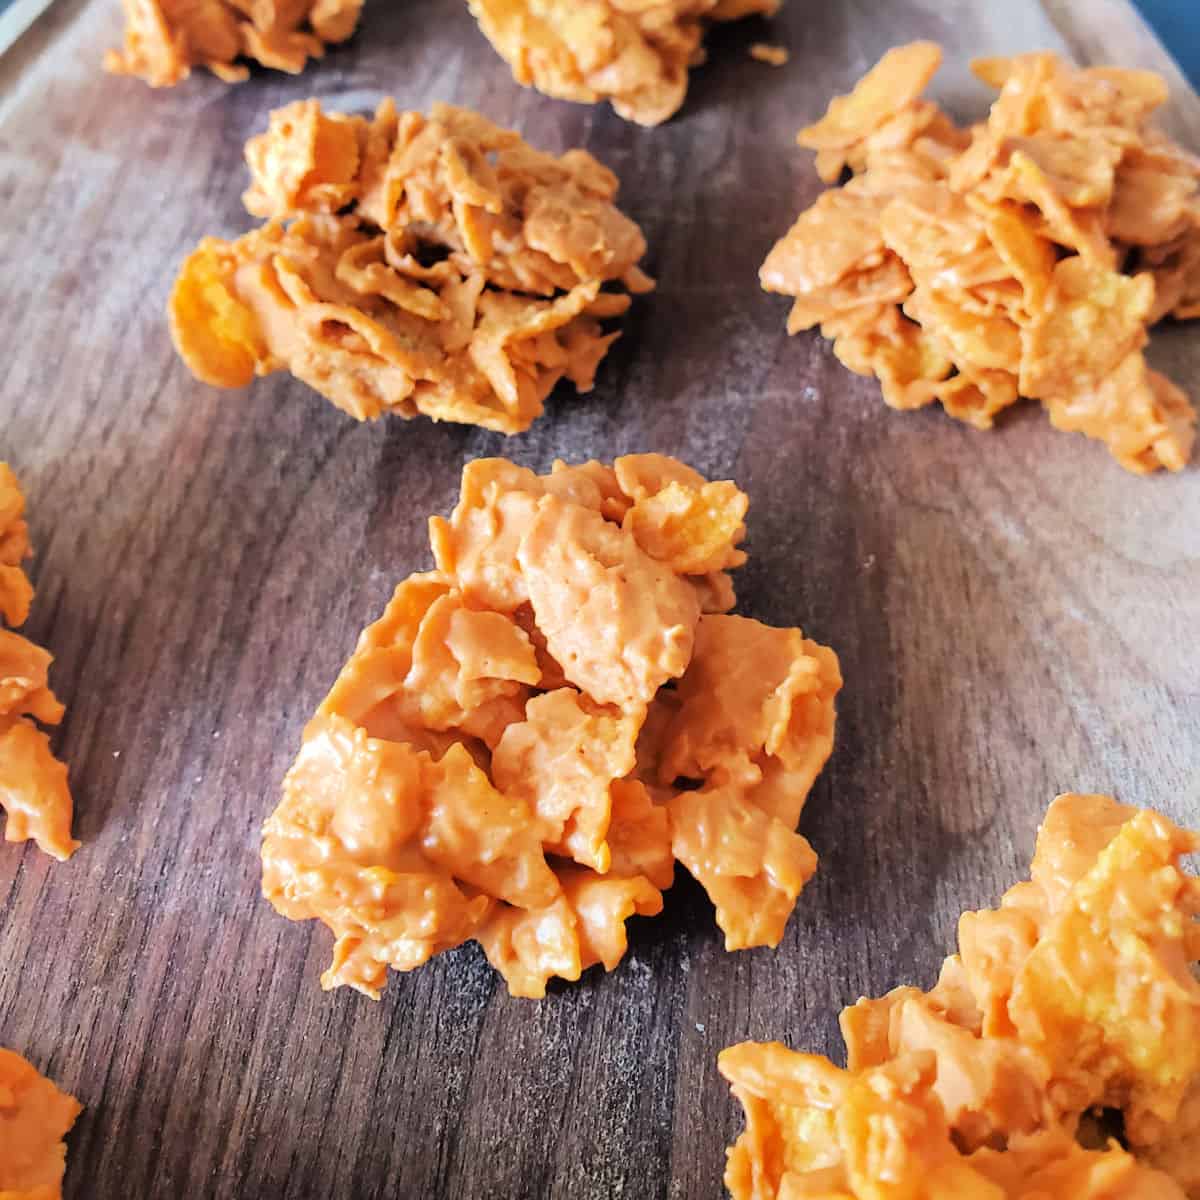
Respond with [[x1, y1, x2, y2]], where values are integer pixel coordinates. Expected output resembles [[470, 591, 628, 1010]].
[[263, 456, 841, 998], [0, 466, 77, 862], [170, 101, 653, 435], [0, 1046, 82, 1198], [468, 0, 782, 127], [763, 43, 1199, 472], [720, 793, 1200, 1199], [516, 495, 700, 709], [105, 0, 362, 87]]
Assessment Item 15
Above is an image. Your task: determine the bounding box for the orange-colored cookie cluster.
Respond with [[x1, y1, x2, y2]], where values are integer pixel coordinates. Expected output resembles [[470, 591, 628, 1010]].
[[262, 455, 841, 999], [104, 0, 362, 88], [720, 793, 1200, 1199], [170, 100, 653, 435], [468, 0, 781, 127], [0, 465, 77, 863], [0, 1047, 82, 1199], [762, 42, 1199, 473]]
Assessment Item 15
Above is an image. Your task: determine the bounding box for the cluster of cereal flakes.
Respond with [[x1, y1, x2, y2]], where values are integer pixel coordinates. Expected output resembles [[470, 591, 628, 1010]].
[[0, 1047, 82, 1200], [0, 464, 78, 862], [170, 100, 654, 435], [261, 455, 841, 999], [468, 0, 782, 127], [720, 793, 1200, 1199], [105, 0, 362, 88], [762, 42, 1199, 473]]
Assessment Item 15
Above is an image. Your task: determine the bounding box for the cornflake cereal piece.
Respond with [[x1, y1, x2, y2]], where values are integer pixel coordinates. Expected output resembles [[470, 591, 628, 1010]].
[[170, 101, 653, 435], [749, 44, 788, 67], [0, 466, 77, 862], [0, 1047, 82, 1199], [468, 0, 781, 127], [720, 793, 1200, 1199], [764, 43, 1199, 473], [263, 455, 841, 999], [798, 41, 945, 182], [104, 0, 362, 88]]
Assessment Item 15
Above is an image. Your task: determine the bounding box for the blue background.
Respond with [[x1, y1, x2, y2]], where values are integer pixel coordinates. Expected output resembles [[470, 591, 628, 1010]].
[[1133, 0, 1199, 87]]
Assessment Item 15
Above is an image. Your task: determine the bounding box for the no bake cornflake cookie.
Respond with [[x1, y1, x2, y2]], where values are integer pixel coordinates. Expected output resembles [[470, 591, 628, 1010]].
[[469, 0, 782, 126], [0, 1048, 81, 1200], [720, 793, 1200, 1199], [261, 455, 841, 998], [105, 0, 362, 87], [0, 465, 77, 862], [763, 42, 1199, 472], [170, 100, 653, 434]]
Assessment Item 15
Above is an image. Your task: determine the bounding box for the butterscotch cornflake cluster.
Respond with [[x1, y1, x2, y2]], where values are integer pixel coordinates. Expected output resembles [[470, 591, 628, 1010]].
[[762, 42, 1199, 473], [0, 1047, 81, 1200], [469, 0, 782, 126], [0, 465, 77, 862], [170, 100, 653, 435], [104, 0, 362, 88], [262, 454, 841, 999], [720, 793, 1200, 1199]]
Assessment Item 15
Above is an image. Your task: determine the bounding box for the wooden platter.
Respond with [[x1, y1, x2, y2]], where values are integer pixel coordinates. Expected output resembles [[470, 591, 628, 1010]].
[[1, 0, 1198, 1195]]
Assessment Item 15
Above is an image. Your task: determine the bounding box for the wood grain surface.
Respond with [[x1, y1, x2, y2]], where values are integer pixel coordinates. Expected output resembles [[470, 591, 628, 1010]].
[[2, 1, 1199, 1197]]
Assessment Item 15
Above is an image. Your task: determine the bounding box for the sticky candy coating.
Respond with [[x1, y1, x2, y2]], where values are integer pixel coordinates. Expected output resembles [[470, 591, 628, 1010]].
[[0, 1047, 82, 1199], [0, 466, 77, 862], [720, 793, 1200, 1199], [170, 101, 653, 435], [262, 456, 840, 998], [658, 615, 840, 949], [104, 0, 363, 88], [0, 468, 32, 630], [467, 0, 781, 127], [764, 43, 1199, 473]]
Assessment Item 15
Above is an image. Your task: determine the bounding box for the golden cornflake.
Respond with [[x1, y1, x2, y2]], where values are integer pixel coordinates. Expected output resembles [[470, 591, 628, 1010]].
[[764, 43, 1198, 472], [0, 465, 78, 863], [104, 0, 362, 87], [0, 1047, 82, 1197], [170, 100, 654, 435], [721, 793, 1200, 1199], [468, 0, 781, 127], [262, 455, 841, 999], [799, 41, 944, 181], [749, 43, 788, 67]]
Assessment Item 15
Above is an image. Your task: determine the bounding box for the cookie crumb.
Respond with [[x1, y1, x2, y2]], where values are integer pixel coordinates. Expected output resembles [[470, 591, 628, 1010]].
[[749, 43, 788, 67]]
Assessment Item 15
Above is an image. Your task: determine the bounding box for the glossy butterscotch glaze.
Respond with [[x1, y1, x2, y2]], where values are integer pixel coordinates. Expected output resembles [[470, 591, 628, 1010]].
[[762, 44, 1199, 472], [0, 466, 77, 862], [105, 0, 362, 87], [467, 0, 782, 127], [170, 101, 653, 435], [0, 1047, 81, 1199], [720, 794, 1200, 1198], [262, 455, 841, 998]]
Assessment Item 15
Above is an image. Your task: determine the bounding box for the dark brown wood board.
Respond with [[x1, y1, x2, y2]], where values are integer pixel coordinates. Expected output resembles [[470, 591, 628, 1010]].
[[2, 1, 1199, 1196]]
